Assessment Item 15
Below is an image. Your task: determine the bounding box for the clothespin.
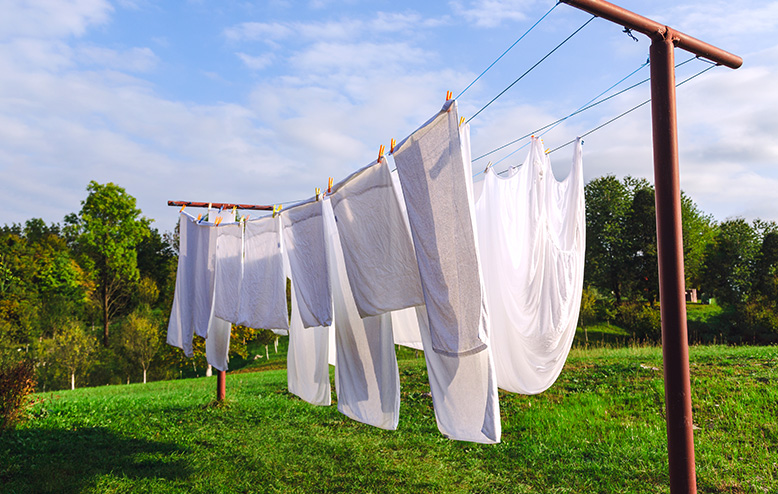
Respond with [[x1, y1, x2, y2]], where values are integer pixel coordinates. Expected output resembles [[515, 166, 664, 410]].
[[215, 217, 223, 226], [545, 148, 551, 154], [208, 203, 212, 210], [196, 213, 203, 222], [272, 204, 283, 218], [377, 144, 385, 163], [315, 188, 321, 200], [484, 161, 493, 173], [327, 177, 333, 194], [445, 90, 452, 101], [390, 138, 396, 154], [459, 116, 465, 127], [179, 204, 186, 213]]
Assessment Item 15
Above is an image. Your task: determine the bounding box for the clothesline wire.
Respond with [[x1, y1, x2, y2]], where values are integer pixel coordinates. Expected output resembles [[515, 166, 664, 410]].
[[472, 55, 699, 165], [545, 63, 718, 155], [454, 2, 561, 101], [466, 15, 597, 125]]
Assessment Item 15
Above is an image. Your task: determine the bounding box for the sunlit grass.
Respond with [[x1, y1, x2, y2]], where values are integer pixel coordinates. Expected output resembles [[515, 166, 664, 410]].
[[1, 345, 775, 493]]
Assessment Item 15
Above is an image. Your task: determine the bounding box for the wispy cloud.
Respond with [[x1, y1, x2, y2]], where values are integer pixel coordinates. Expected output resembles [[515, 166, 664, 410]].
[[449, 0, 538, 28], [0, 0, 113, 39]]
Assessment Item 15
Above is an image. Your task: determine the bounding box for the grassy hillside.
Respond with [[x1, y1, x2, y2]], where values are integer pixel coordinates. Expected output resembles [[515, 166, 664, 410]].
[[1, 345, 775, 493]]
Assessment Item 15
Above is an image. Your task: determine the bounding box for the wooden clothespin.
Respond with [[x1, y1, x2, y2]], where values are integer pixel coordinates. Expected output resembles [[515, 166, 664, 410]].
[[327, 177, 333, 194], [377, 144, 385, 163], [390, 138, 396, 154]]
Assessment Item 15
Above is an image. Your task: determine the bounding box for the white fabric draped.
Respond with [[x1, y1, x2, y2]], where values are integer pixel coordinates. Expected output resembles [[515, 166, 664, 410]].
[[475, 137, 585, 394]]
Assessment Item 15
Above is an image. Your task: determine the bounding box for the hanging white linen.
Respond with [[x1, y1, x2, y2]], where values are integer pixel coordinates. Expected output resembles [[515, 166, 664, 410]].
[[167, 212, 217, 356], [239, 215, 289, 333], [213, 222, 243, 324], [205, 315, 232, 372], [401, 305, 501, 443], [286, 283, 332, 406], [282, 199, 332, 328], [323, 198, 400, 430], [475, 137, 585, 395], [328, 157, 423, 318], [392, 99, 489, 357]]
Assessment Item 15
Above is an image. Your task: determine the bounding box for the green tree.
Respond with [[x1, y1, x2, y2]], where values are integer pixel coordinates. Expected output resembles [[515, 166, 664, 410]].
[[43, 319, 96, 390], [681, 193, 716, 290], [121, 307, 161, 384], [703, 218, 760, 306], [69, 182, 151, 347]]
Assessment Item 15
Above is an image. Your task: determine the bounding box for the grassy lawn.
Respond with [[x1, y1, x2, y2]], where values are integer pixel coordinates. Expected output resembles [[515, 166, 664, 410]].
[[1, 344, 776, 493]]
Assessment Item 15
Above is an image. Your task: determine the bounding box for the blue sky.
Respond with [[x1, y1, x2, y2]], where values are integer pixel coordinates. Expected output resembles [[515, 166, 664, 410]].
[[1, 0, 777, 232]]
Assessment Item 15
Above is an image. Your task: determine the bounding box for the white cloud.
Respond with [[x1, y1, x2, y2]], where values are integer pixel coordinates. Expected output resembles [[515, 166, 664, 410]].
[[76, 45, 159, 72], [0, 0, 113, 39], [236, 52, 274, 71], [450, 0, 538, 28]]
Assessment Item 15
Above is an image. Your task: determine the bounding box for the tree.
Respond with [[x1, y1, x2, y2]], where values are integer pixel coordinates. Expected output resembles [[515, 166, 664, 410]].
[[121, 307, 161, 384], [703, 218, 760, 306], [43, 319, 96, 390], [681, 193, 716, 290], [69, 182, 150, 347]]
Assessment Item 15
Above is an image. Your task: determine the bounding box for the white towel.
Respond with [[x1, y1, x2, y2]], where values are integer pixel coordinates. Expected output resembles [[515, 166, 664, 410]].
[[205, 316, 232, 372], [323, 198, 400, 430], [166, 212, 217, 356], [282, 199, 332, 328], [213, 222, 243, 324], [328, 157, 424, 318], [393, 99, 489, 357], [475, 137, 585, 394], [239, 215, 289, 332]]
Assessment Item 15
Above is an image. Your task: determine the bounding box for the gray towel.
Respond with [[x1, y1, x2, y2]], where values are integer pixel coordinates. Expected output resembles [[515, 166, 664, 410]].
[[392, 100, 488, 357]]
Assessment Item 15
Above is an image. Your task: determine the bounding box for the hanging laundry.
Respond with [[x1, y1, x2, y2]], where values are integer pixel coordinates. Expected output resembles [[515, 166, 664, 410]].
[[402, 305, 501, 444], [205, 315, 232, 372], [239, 215, 289, 333], [213, 222, 243, 324], [167, 212, 217, 357], [282, 199, 332, 328], [328, 157, 423, 318], [393, 99, 489, 357], [475, 137, 585, 394], [323, 198, 400, 430], [286, 281, 332, 406]]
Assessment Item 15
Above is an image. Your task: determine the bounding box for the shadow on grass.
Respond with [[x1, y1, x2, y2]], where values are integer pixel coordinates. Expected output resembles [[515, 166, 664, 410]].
[[0, 426, 190, 493]]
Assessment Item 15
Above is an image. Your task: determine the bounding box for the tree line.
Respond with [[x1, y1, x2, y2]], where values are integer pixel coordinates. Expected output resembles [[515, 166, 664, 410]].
[[0, 181, 274, 392], [1, 177, 776, 392], [582, 175, 778, 344]]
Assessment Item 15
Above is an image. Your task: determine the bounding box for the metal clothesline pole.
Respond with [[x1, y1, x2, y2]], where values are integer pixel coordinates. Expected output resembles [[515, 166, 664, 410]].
[[559, 1, 742, 492], [168, 200, 274, 402]]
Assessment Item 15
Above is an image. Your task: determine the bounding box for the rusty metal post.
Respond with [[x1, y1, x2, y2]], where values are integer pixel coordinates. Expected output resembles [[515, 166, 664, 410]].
[[650, 33, 697, 493], [217, 370, 226, 402]]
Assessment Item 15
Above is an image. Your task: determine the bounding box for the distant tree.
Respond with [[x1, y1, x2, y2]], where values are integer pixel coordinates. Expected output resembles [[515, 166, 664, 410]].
[[68, 182, 151, 347], [626, 186, 658, 303], [136, 227, 176, 308], [703, 218, 760, 306], [681, 193, 717, 290], [43, 319, 96, 390], [121, 307, 160, 384]]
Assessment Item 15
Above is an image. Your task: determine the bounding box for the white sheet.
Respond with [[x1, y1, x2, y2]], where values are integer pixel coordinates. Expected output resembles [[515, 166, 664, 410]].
[[475, 137, 585, 394], [323, 198, 400, 430]]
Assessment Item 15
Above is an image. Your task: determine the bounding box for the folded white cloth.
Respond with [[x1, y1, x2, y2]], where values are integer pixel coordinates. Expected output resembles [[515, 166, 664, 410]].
[[282, 199, 332, 328], [239, 215, 289, 332], [328, 157, 424, 318], [393, 99, 489, 357]]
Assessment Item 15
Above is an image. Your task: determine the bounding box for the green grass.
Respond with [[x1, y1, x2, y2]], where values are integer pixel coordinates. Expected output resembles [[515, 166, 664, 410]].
[[1, 345, 776, 493]]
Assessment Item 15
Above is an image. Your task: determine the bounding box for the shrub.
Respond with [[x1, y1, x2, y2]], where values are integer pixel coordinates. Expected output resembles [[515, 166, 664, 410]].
[[616, 302, 661, 342], [0, 360, 37, 431]]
